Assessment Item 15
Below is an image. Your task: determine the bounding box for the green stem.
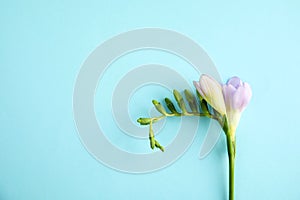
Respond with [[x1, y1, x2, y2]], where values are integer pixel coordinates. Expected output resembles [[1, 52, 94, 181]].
[[139, 105, 236, 199], [226, 134, 235, 200], [149, 112, 220, 125], [141, 112, 223, 152], [168, 112, 220, 122]]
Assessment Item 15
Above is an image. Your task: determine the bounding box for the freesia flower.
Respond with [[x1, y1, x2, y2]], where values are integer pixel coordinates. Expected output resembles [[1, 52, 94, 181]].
[[222, 77, 252, 138], [193, 74, 251, 200], [193, 75, 252, 138]]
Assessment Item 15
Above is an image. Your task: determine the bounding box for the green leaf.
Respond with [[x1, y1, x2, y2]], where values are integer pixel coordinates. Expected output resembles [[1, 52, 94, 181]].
[[184, 89, 198, 113], [173, 90, 187, 113], [164, 98, 179, 114]]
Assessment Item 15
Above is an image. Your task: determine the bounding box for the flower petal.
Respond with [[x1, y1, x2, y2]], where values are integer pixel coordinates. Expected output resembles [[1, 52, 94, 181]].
[[232, 82, 252, 111], [227, 76, 242, 89], [222, 84, 236, 111], [193, 81, 204, 97], [239, 82, 252, 110]]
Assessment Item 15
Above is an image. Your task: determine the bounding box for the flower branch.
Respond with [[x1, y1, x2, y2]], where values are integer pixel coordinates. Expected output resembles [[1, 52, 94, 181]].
[[136, 74, 252, 200], [137, 89, 224, 152]]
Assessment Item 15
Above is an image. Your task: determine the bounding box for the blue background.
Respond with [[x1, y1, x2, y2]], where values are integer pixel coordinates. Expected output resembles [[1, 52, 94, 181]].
[[1, 0, 300, 199]]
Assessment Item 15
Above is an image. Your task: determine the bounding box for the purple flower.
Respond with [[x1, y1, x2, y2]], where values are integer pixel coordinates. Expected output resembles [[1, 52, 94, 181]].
[[222, 76, 252, 134], [222, 76, 252, 112], [194, 75, 252, 136]]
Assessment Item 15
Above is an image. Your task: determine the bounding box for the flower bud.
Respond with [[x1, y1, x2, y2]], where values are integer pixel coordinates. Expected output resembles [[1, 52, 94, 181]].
[[193, 75, 226, 116], [152, 100, 168, 115], [137, 118, 152, 125], [184, 89, 198, 112]]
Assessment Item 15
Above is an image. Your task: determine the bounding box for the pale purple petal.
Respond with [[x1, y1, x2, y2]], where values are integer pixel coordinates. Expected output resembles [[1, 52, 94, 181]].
[[222, 84, 236, 111], [227, 76, 242, 89], [239, 82, 252, 110], [232, 87, 244, 110], [232, 83, 252, 111]]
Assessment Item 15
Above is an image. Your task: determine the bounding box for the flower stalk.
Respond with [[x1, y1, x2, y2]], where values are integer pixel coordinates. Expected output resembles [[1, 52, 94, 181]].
[[226, 134, 236, 200]]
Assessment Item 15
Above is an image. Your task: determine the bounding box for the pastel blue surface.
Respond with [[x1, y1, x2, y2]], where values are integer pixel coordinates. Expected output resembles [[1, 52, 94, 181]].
[[1, 1, 300, 200]]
